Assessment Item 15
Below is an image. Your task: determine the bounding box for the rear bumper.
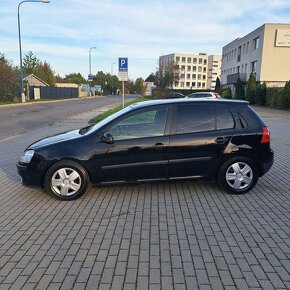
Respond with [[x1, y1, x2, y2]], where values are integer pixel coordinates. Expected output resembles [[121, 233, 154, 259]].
[[260, 150, 274, 176], [17, 163, 42, 187]]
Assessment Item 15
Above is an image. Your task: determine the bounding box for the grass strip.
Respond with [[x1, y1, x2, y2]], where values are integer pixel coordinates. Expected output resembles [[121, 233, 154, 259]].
[[89, 96, 152, 124]]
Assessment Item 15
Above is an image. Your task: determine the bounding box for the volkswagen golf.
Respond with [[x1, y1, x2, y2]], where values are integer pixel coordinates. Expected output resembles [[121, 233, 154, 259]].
[[17, 99, 274, 200]]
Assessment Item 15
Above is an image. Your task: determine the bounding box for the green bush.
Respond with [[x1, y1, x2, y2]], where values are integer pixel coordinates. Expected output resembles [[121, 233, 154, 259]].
[[256, 82, 267, 105], [221, 87, 232, 99], [277, 81, 290, 109], [235, 78, 245, 100], [246, 73, 256, 104]]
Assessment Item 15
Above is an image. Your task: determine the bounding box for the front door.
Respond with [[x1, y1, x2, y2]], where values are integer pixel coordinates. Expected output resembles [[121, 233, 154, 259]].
[[99, 106, 171, 183]]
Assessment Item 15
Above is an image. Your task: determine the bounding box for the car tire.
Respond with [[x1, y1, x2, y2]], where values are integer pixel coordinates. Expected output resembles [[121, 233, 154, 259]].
[[44, 160, 89, 200], [217, 156, 259, 194]]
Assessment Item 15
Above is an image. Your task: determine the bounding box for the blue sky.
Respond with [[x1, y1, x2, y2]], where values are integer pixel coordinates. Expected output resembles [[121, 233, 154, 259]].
[[1, 0, 290, 80]]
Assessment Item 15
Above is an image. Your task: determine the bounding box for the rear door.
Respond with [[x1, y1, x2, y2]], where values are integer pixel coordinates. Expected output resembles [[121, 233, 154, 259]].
[[168, 103, 235, 179]]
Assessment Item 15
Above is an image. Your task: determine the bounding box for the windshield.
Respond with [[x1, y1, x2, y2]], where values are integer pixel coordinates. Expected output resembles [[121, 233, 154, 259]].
[[80, 105, 133, 135]]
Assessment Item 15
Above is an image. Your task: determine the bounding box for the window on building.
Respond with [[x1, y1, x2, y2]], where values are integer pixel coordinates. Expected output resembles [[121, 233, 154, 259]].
[[202, 83, 205, 88], [198, 58, 203, 64], [187, 66, 191, 71], [187, 74, 191, 79], [253, 37, 260, 50], [182, 57, 186, 63], [192, 74, 196, 80], [245, 63, 247, 72], [192, 66, 196, 72], [175, 82, 179, 87], [176, 57, 180, 62], [187, 58, 191, 63], [243, 44, 245, 54], [180, 82, 184, 87], [197, 82, 201, 87], [237, 46, 241, 62], [198, 74, 201, 80], [203, 75, 206, 80], [237, 66, 240, 73], [192, 82, 196, 87], [193, 58, 197, 64], [186, 82, 190, 87], [246, 41, 249, 53], [203, 67, 206, 73], [181, 65, 185, 71], [180, 74, 185, 79], [251, 61, 257, 75], [198, 66, 202, 72], [203, 59, 207, 65]]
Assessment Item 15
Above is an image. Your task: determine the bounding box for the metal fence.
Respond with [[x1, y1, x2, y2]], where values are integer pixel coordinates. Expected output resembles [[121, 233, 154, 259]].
[[29, 86, 79, 100]]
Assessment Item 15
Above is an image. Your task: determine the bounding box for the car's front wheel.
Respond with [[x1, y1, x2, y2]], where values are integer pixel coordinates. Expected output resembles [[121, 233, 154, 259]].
[[217, 156, 259, 194], [44, 160, 89, 200]]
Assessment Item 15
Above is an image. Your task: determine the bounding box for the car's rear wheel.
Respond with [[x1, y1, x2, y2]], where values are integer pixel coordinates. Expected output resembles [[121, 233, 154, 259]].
[[217, 156, 259, 194], [44, 160, 89, 200]]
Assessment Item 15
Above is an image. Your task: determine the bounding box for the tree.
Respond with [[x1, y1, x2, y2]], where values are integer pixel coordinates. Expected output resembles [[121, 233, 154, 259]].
[[0, 53, 20, 102], [214, 77, 221, 93], [23, 52, 56, 86], [145, 73, 156, 83], [135, 78, 147, 96], [235, 77, 245, 99], [65, 73, 86, 84], [246, 73, 256, 104], [35, 61, 55, 86], [156, 60, 179, 88], [23, 51, 39, 75]]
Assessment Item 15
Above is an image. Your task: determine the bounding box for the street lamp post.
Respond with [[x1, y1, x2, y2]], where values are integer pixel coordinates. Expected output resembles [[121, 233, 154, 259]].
[[89, 47, 96, 96], [111, 62, 116, 95], [18, 0, 50, 103]]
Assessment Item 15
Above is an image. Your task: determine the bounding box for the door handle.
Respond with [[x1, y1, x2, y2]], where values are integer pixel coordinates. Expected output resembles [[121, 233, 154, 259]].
[[154, 143, 167, 147], [215, 137, 228, 144]]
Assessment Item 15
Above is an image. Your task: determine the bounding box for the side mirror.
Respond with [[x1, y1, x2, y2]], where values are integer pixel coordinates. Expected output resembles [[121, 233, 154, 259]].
[[101, 131, 114, 144]]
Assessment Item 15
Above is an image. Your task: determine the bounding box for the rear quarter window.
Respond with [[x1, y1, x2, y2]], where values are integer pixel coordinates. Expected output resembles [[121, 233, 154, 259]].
[[236, 105, 263, 129]]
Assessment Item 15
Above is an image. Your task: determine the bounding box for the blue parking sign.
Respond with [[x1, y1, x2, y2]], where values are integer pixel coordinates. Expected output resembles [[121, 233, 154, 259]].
[[119, 58, 128, 71]]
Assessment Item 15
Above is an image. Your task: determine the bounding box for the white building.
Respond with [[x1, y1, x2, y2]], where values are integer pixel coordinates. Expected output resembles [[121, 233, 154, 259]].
[[159, 53, 221, 90], [221, 23, 290, 89]]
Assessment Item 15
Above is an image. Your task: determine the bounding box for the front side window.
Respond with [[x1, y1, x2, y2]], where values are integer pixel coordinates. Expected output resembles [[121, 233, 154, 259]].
[[175, 105, 215, 134], [110, 108, 168, 140]]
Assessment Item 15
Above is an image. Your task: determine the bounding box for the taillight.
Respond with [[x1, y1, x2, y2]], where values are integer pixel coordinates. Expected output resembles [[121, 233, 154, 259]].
[[261, 127, 270, 143]]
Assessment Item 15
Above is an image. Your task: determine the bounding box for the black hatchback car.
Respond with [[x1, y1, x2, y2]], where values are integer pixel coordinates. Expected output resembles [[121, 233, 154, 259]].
[[17, 99, 273, 200]]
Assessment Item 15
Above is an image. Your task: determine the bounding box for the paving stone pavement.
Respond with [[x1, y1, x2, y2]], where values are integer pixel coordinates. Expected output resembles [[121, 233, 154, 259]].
[[0, 104, 289, 290]]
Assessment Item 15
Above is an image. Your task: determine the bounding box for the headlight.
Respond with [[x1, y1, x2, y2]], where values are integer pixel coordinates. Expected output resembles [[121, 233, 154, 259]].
[[20, 150, 35, 163]]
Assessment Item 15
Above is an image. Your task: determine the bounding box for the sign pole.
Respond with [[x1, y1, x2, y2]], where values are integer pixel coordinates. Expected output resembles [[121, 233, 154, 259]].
[[122, 81, 125, 108], [118, 57, 128, 108]]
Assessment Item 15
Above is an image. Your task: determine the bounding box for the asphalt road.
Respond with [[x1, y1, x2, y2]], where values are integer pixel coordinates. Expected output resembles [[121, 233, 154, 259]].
[[0, 95, 137, 141]]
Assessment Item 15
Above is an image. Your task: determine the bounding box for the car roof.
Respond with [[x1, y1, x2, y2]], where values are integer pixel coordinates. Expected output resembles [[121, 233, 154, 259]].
[[130, 98, 248, 109]]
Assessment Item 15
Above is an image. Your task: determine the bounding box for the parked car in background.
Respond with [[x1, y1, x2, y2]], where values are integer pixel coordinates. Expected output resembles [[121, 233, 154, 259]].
[[17, 99, 273, 200], [187, 91, 221, 99], [165, 92, 186, 99]]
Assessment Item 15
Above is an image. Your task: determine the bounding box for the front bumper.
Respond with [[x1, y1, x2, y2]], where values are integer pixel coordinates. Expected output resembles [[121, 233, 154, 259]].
[[17, 163, 42, 187]]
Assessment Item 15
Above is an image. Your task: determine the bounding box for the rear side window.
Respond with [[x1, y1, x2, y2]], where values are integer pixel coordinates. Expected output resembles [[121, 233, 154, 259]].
[[216, 105, 234, 130], [176, 105, 215, 133]]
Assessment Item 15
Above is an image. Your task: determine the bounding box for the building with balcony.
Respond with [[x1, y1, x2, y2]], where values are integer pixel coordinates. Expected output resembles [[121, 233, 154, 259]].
[[159, 53, 221, 90], [221, 23, 290, 90]]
